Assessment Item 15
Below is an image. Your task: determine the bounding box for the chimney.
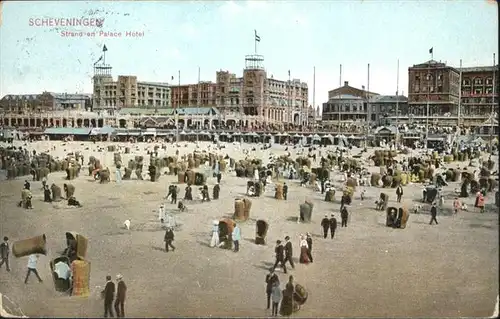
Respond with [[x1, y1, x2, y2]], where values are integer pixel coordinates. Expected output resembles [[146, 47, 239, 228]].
[[344, 81, 349, 86]]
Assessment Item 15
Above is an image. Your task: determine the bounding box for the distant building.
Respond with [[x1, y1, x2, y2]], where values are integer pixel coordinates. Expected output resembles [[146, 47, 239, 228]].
[[407, 60, 460, 125], [92, 64, 171, 111], [321, 81, 379, 126], [215, 56, 309, 126], [369, 95, 408, 126], [169, 82, 217, 108], [460, 65, 499, 125], [0, 92, 91, 114]]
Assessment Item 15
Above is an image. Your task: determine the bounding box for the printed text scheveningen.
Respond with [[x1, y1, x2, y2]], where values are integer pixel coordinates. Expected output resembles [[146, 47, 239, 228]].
[[29, 18, 105, 27]]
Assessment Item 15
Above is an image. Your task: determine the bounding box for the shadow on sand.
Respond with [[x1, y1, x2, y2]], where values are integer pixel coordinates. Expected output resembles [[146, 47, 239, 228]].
[[286, 216, 299, 223]]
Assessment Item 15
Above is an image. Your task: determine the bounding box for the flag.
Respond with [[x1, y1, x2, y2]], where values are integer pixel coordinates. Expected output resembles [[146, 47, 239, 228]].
[[171, 76, 174, 81], [94, 55, 103, 65], [103, 44, 108, 52], [254, 30, 260, 42], [288, 70, 290, 77], [429, 47, 433, 54]]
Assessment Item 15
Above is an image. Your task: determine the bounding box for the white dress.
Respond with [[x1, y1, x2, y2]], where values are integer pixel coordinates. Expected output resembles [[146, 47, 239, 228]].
[[210, 225, 219, 247]]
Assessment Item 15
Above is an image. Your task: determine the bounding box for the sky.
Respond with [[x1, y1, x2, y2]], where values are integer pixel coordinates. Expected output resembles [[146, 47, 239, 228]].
[[0, 0, 498, 107]]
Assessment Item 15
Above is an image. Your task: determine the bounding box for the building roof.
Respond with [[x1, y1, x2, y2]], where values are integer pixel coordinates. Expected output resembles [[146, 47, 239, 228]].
[[137, 81, 170, 87], [327, 82, 379, 99], [460, 65, 499, 73], [329, 94, 364, 100], [43, 127, 92, 135], [371, 95, 408, 103], [374, 126, 398, 134], [47, 92, 92, 99], [411, 60, 459, 72], [118, 107, 220, 116]]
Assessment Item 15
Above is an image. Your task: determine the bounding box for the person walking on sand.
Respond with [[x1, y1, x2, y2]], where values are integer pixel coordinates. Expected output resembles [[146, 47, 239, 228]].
[[321, 214, 330, 239], [265, 268, 279, 309], [329, 213, 338, 239], [114, 274, 127, 317], [430, 203, 439, 225], [232, 223, 241, 252], [396, 185, 403, 203], [272, 240, 287, 274], [0, 236, 10, 272], [102, 275, 115, 317], [340, 206, 349, 227], [164, 227, 176, 252], [24, 254, 43, 284], [271, 280, 282, 317], [306, 233, 313, 263], [283, 236, 295, 270]]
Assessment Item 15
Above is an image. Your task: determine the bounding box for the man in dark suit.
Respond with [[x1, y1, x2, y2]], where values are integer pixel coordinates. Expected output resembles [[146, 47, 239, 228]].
[[102, 275, 115, 317], [283, 236, 295, 270], [329, 213, 338, 238], [265, 268, 279, 309], [430, 203, 439, 225], [396, 185, 403, 203], [164, 227, 176, 252], [114, 274, 127, 317], [283, 183, 288, 200], [340, 207, 349, 227], [0, 236, 10, 272], [272, 240, 287, 274], [321, 214, 330, 238]]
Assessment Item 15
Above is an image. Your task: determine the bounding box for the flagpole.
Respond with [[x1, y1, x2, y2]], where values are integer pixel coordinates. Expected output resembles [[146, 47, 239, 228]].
[[458, 59, 462, 129], [338, 64, 342, 135], [490, 53, 496, 149], [176, 70, 180, 142], [254, 30, 257, 54], [311, 66, 315, 129], [367, 63, 370, 148], [103, 45, 106, 65], [197, 66, 200, 142], [395, 59, 400, 148], [426, 61, 430, 151]]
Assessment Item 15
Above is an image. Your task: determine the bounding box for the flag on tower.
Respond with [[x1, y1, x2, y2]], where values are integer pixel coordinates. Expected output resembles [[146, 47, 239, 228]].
[[103, 44, 108, 52], [94, 55, 103, 65], [254, 30, 260, 42], [429, 47, 433, 54], [288, 70, 290, 76], [171, 76, 174, 80]]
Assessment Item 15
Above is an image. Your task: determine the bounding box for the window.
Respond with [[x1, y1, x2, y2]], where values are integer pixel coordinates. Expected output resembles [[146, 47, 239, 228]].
[[463, 79, 470, 86], [430, 86, 434, 93], [474, 78, 483, 85], [437, 85, 443, 93], [415, 75, 420, 82], [474, 88, 483, 95], [414, 85, 420, 93], [438, 74, 443, 81], [486, 87, 493, 94], [486, 78, 493, 85]]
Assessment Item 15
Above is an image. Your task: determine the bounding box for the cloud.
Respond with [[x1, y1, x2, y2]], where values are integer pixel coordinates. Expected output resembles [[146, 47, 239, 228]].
[[180, 23, 197, 38], [218, 1, 308, 28]]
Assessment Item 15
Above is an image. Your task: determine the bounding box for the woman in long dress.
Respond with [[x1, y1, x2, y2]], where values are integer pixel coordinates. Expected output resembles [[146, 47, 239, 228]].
[[299, 235, 310, 264], [210, 220, 220, 247]]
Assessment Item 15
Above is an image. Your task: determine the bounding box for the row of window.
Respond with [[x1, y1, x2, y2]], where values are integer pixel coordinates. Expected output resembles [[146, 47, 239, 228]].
[[463, 78, 494, 86]]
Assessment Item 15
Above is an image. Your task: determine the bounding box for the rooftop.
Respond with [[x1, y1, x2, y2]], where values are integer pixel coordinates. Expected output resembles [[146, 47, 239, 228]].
[[460, 65, 499, 73], [137, 81, 171, 87]]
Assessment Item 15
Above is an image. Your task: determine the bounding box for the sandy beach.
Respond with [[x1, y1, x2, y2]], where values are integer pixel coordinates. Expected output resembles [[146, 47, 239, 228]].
[[0, 140, 498, 318]]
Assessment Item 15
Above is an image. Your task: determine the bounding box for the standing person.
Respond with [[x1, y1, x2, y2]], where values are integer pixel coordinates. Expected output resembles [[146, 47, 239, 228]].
[[24, 180, 30, 190], [396, 185, 403, 203], [102, 275, 115, 318], [329, 213, 338, 239], [430, 203, 439, 225], [453, 197, 461, 215], [0, 236, 10, 272], [283, 236, 295, 270], [271, 280, 282, 317], [213, 183, 220, 200], [164, 227, 176, 252], [217, 172, 222, 184], [298, 235, 310, 264], [265, 268, 279, 309], [340, 206, 349, 227], [114, 274, 127, 318], [320, 214, 330, 238], [158, 204, 165, 223], [210, 220, 220, 248], [283, 183, 288, 200], [477, 192, 485, 213], [272, 240, 287, 274], [24, 254, 43, 284], [171, 186, 177, 204], [232, 223, 241, 252], [306, 233, 313, 263]]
